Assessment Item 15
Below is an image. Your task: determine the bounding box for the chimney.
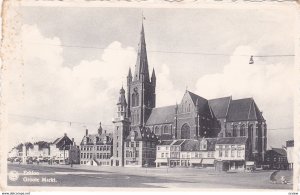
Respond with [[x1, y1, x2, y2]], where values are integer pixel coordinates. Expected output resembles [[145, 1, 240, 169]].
[[64, 133, 67, 137], [72, 138, 75, 146], [86, 129, 88, 136], [104, 130, 107, 134]]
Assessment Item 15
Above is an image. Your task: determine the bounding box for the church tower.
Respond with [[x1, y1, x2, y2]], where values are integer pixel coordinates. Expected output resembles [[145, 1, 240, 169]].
[[112, 87, 130, 166], [126, 23, 156, 131]]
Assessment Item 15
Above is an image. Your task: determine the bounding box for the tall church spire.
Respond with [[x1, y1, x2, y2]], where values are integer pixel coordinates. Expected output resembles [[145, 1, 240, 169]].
[[134, 22, 150, 82]]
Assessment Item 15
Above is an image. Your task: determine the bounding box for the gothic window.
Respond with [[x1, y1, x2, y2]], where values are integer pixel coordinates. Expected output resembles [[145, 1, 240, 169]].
[[155, 126, 160, 135], [233, 124, 237, 137], [255, 137, 258, 150], [163, 126, 169, 134], [136, 93, 139, 106], [132, 93, 136, 107], [240, 125, 246, 136], [181, 123, 191, 139], [188, 104, 191, 112], [248, 124, 254, 141], [185, 101, 188, 112]]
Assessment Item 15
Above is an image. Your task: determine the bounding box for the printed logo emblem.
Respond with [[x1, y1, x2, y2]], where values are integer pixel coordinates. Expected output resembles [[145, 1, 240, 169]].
[[8, 170, 19, 181]]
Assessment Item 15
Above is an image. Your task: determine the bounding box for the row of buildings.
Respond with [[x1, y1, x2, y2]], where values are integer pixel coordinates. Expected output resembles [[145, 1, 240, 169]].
[[8, 23, 294, 171], [8, 128, 294, 171], [8, 133, 80, 165]]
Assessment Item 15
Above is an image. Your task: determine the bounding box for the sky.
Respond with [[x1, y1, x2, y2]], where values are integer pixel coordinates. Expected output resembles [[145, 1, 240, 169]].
[[5, 6, 296, 149]]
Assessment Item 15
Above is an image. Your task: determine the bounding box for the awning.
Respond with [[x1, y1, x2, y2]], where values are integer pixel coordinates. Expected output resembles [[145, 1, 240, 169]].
[[155, 158, 168, 163], [190, 159, 203, 164], [246, 161, 255, 166], [202, 158, 215, 165]]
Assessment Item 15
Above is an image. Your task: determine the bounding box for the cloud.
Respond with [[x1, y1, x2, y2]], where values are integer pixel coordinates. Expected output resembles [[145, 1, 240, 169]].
[[154, 64, 182, 107], [7, 24, 181, 149], [7, 24, 137, 148], [195, 46, 294, 148]]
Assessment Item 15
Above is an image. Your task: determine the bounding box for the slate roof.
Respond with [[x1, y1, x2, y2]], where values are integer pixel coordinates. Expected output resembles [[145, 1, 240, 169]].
[[125, 126, 158, 142], [216, 137, 248, 145], [146, 105, 176, 125], [81, 132, 113, 145], [186, 91, 211, 115], [158, 140, 175, 146], [187, 91, 207, 106], [181, 139, 200, 151], [226, 98, 264, 122], [33, 141, 50, 150], [172, 139, 185, 145], [157, 134, 173, 141], [208, 96, 231, 119]]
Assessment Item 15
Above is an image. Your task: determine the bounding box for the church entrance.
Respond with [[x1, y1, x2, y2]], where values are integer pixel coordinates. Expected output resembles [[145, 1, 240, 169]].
[[181, 123, 191, 139]]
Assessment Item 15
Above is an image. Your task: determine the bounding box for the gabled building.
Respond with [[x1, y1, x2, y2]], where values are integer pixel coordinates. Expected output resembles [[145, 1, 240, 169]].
[[208, 97, 267, 164], [265, 148, 288, 170], [215, 137, 248, 171], [80, 124, 113, 166], [124, 127, 157, 167], [50, 133, 79, 164], [155, 140, 176, 167]]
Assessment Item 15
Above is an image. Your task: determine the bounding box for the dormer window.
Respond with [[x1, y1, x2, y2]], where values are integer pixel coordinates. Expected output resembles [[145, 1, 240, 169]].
[[200, 139, 207, 150]]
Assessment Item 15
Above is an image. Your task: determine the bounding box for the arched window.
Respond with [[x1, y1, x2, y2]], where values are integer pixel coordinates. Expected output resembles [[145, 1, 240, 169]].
[[188, 104, 191, 112], [163, 126, 169, 134], [240, 125, 246, 136], [136, 93, 139, 106], [248, 124, 253, 138], [132, 93, 136, 107], [132, 111, 135, 124], [233, 124, 237, 137], [154, 126, 160, 135], [181, 123, 191, 139]]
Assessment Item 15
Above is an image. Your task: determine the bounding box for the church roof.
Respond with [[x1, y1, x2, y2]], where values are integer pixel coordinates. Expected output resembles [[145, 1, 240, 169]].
[[185, 91, 212, 116], [208, 96, 231, 118], [187, 91, 207, 106], [146, 105, 176, 125], [216, 137, 248, 145], [227, 98, 264, 122]]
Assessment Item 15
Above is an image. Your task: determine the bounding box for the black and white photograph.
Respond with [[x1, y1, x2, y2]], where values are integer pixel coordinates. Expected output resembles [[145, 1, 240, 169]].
[[1, 1, 298, 191]]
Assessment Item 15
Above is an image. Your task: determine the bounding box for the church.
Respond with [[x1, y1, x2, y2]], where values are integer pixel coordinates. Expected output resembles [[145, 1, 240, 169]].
[[112, 23, 267, 167]]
